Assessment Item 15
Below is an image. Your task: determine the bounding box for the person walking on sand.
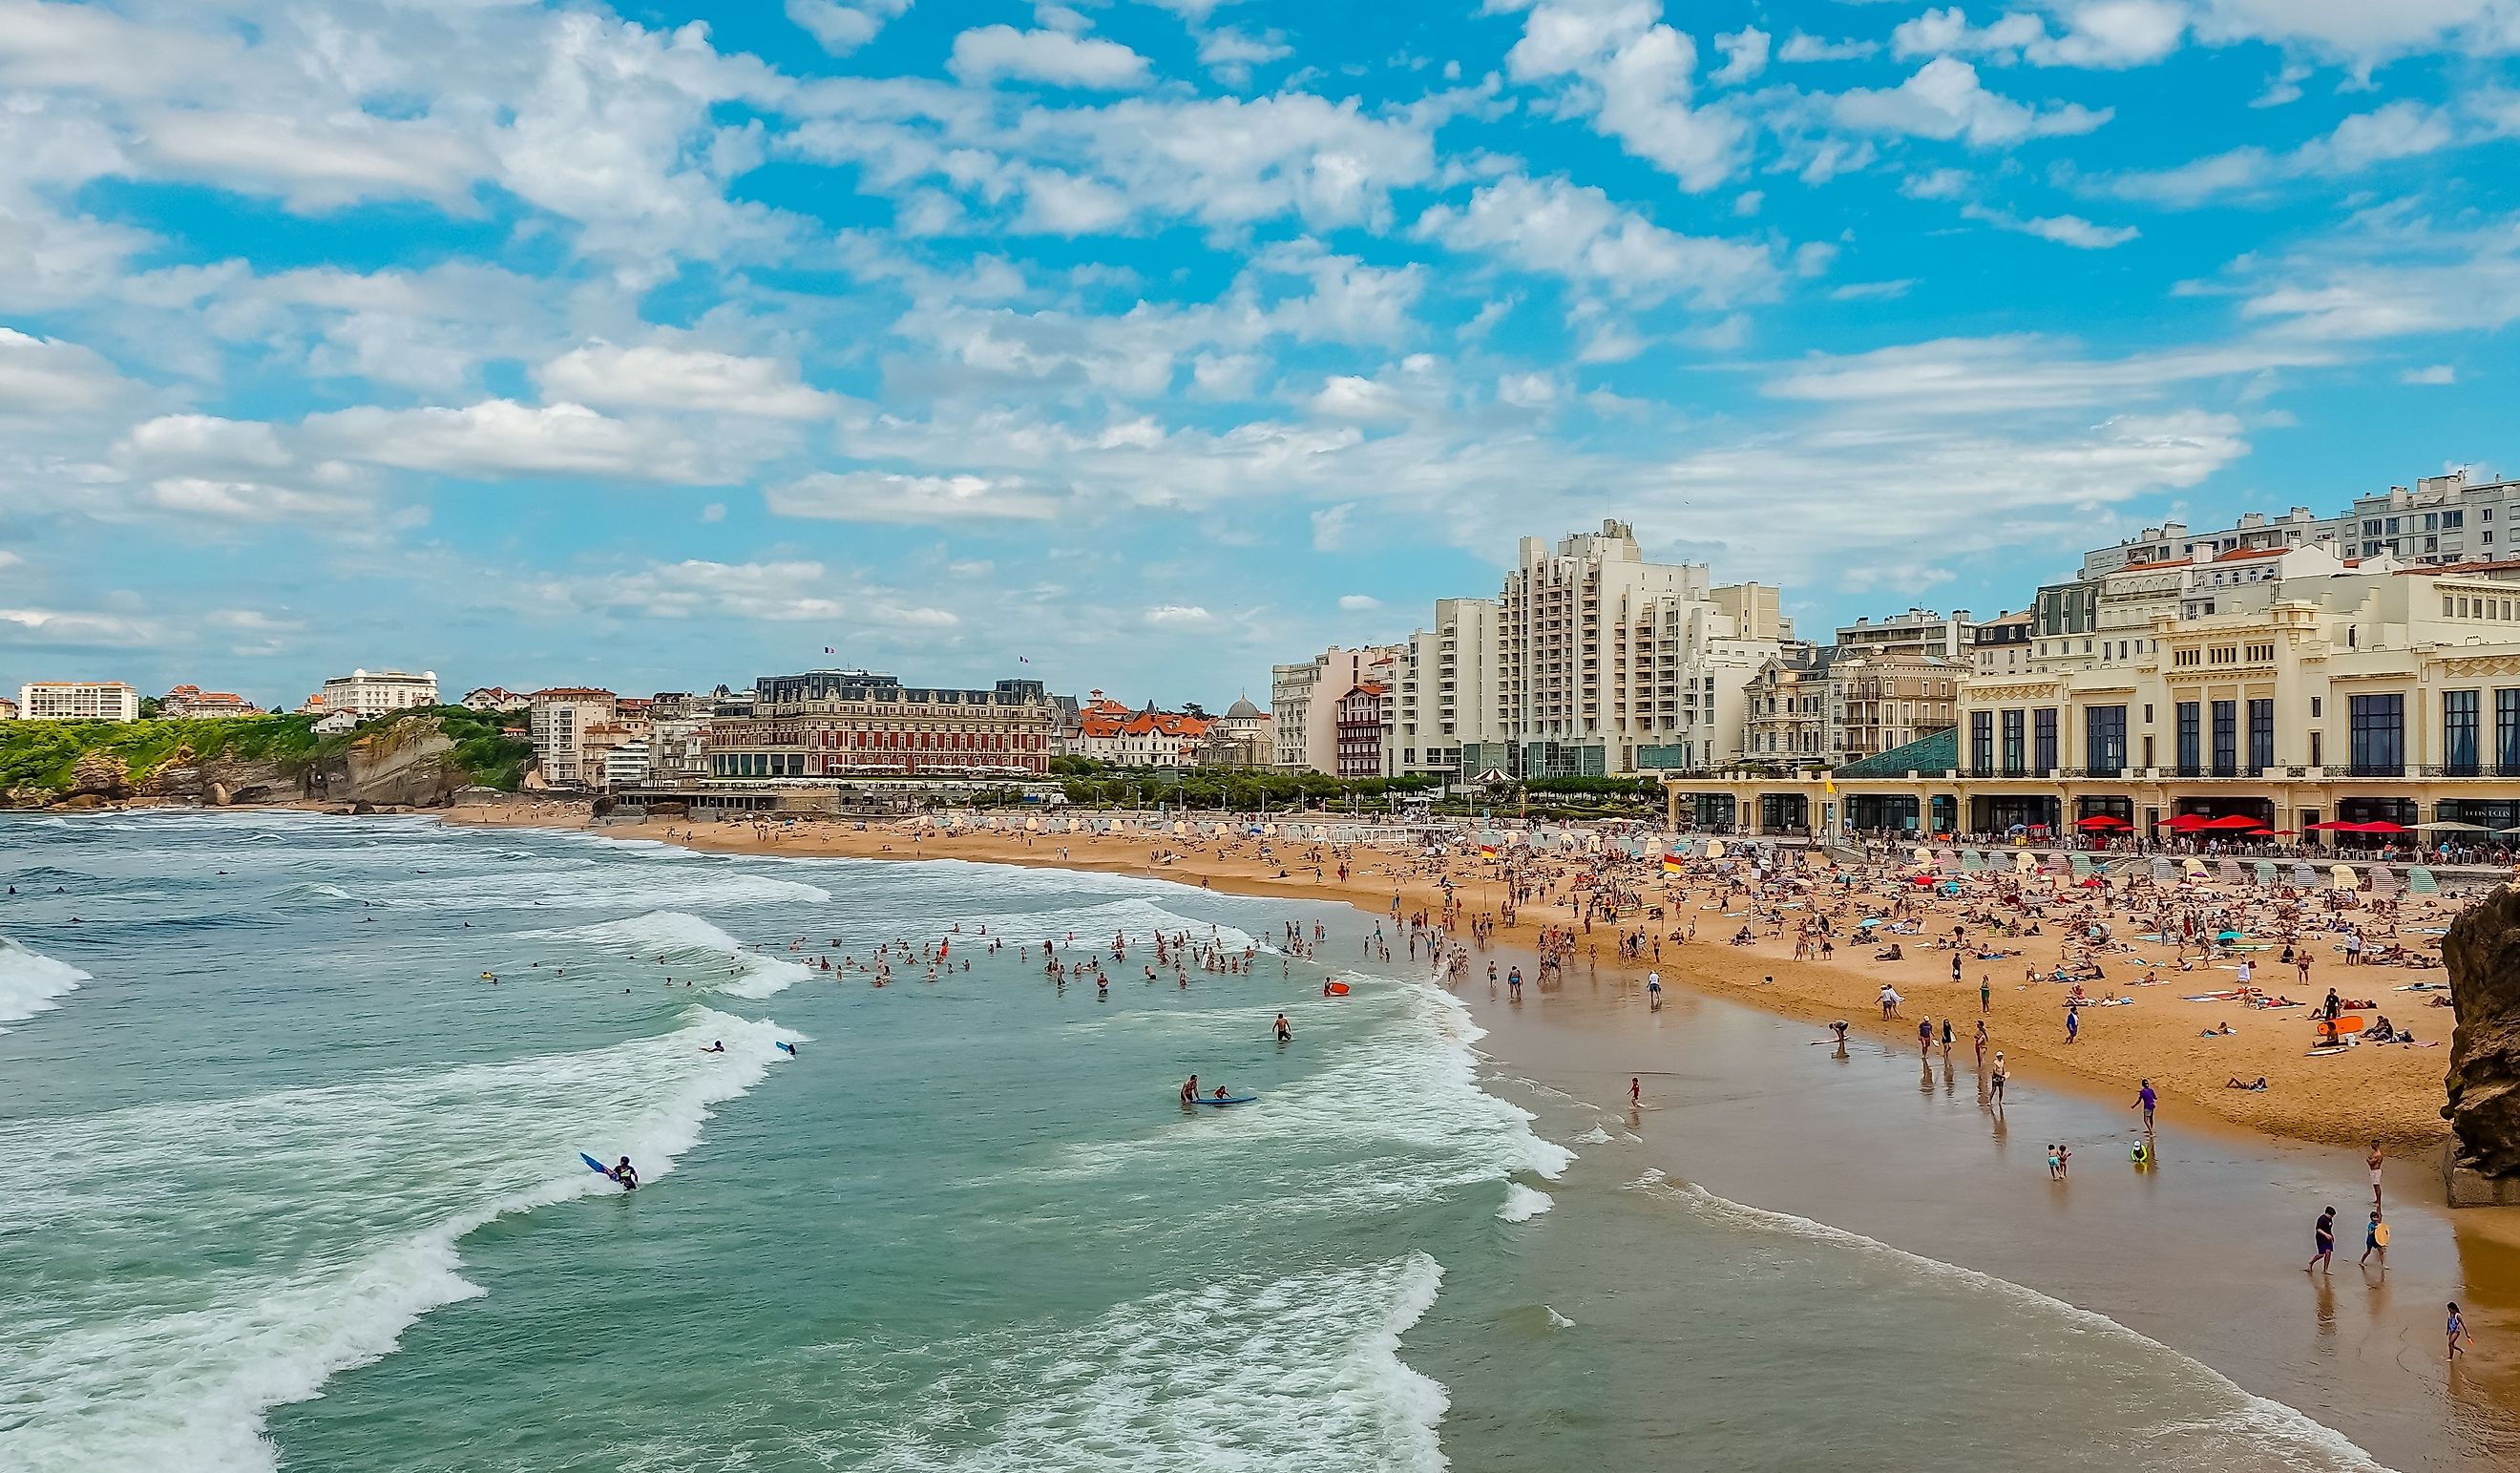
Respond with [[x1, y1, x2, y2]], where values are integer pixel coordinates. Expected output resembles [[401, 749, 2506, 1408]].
[[2134, 1079, 2156, 1132], [1980, 975, 1992, 1013], [2368, 1141, 2385, 1208], [1630, 1077, 1642, 1106], [1973, 1020, 1987, 1068], [2065, 1003, 2080, 1044], [2449, 1303, 2469, 1359], [2306, 1207, 2337, 1274], [1989, 1052, 2007, 1106], [2361, 1210, 2389, 1270], [1920, 1017, 1934, 1058]]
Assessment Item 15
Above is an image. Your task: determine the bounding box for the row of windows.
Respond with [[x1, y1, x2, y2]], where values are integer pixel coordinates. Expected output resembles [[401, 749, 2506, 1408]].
[[1968, 690, 2520, 774], [2444, 594, 2517, 620]]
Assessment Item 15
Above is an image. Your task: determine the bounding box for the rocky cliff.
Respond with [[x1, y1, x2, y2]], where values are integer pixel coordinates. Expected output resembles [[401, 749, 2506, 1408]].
[[0, 709, 527, 810], [2441, 887, 2520, 1182]]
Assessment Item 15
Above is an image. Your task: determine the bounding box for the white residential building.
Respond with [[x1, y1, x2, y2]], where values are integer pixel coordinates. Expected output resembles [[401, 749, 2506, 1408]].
[[1270, 644, 1402, 772], [18, 681, 140, 722], [646, 717, 711, 785], [528, 688, 617, 787], [1381, 598, 1503, 780], [1834, 608, 1975, 659], [320, 668, 439, 717], [0, 695, 16, 720], [1491, 520, 1791, 777]]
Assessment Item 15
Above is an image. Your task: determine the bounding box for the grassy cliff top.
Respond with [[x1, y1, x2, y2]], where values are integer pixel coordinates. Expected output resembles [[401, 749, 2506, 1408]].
[[0, 705, 534, 795]]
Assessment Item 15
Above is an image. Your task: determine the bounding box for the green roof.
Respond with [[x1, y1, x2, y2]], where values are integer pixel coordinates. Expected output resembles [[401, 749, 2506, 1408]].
[[1832, 726, 1957, 779]]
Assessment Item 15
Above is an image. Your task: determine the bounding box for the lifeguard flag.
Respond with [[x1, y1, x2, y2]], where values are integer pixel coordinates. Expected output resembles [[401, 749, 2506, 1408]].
[[1823, 778, 1837, 795], [1479, 843, 1498, 859], [1662, 853, 1685, 873]]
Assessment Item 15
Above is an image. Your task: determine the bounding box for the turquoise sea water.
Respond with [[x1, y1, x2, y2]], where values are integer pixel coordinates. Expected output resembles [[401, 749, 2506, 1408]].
[[0, 812, 2398, 1471]]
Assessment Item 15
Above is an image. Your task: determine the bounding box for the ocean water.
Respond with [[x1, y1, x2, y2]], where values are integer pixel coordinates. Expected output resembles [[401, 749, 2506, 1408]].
[[0, 812, 2389, 1471]]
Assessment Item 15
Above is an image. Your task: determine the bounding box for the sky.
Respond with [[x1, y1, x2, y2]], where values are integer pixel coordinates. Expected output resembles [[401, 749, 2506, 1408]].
[[0, 0, 2516, 711]]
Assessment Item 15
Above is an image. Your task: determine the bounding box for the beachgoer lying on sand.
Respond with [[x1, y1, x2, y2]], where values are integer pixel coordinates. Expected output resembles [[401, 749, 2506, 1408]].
[[2227, 1077, 2268, 1091], [1876, 944, 1904, 961], [2200, 1023, 2235, 1036]]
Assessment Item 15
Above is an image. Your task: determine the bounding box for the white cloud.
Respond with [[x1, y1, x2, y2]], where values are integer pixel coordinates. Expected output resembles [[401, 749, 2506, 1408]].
[[1336, 593, 1382, 610], [767, 469, 1065, 522], [2191, 0, 2517, 61], [1762, 333, 2333, 413], [1198, 28, 1293, 88], [0, 606, 165, 647], [135, 110, 490, 212], [2401, 364, 2458, 385], [1900, 167, 1971, 200], [1777, 33, 1880, 63], [535, 342, 846, 419], [0, 326, 130, 414], [304, 400, 718, 482], [1962, 203, 2140, 248], [787, 0, 913, 55], [116, 414, 291, 472], [1711, 28, 1770, 85], [1415, 174, 1780, 308], [949, 26, 1152, 90], [1830, 279, 1917, 301], [2102, 101, 2458, 206], [1144, 604, 1214, 626], [1893, 3, 2186, 69], [1502, 0, 1748, 191], [560, 558, 958, 627], [1832, 58, 2112, 147]]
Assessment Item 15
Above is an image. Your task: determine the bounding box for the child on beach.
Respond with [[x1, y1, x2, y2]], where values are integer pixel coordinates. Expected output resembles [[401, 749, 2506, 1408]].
[[2306, 1207, 2337, 1274]]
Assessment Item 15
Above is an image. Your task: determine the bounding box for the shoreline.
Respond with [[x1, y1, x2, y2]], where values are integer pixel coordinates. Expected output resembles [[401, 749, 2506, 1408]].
[[429, 801, 2465, 1161]]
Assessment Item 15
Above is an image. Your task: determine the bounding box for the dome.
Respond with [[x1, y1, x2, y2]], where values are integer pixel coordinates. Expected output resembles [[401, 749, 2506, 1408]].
[[1226, 695, 1264, 719]]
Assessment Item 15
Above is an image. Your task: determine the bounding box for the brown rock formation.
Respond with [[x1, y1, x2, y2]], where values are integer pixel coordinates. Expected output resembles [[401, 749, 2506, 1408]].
[[2442, 887, 2520, 1178]]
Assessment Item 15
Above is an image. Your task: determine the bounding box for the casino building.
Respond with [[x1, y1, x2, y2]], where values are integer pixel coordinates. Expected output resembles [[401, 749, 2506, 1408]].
[[703, 669, 1060, 779]]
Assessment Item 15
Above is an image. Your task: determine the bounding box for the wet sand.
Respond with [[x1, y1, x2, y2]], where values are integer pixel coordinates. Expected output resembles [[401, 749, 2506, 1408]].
[[1463, 963, 2520, 1473]]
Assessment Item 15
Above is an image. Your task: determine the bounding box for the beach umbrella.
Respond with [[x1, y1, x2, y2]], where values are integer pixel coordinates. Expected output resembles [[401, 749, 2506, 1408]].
[[2075, 813, 2129, 829], [2198, 813, 2265, 831], [2414, 821, 2490, 832], [2160, 813, 2210, 831], [2346, 820, 2412, 834]]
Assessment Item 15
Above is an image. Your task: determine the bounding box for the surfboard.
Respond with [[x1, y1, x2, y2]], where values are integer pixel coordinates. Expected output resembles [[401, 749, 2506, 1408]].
[[1191, 1095, 1257, 1105], [579, 1153, 610, 1174], [1326, 982, 1351, 996], [2305, 1046, 2348, 1057], [776, 1041, 796, 1054]]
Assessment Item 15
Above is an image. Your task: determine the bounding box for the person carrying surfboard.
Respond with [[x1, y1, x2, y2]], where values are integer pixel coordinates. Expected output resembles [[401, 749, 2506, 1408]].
[[611, 1156, 639, 1191]]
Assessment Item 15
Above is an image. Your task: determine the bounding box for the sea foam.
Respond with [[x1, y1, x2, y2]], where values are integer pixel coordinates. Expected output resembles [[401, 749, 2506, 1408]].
[[0, 1007, 796, 1473], [532, 910, 816, 999], [0, 936, 90, 1032]]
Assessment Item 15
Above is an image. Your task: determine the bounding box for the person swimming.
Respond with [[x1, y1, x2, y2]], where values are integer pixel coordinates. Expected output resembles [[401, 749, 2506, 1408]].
[[1274, 1013, 1292, 1042], [1180, 1074, 1199, 1105], [702, 1041, 725, 1053], [611, 1156, 640, 1190]]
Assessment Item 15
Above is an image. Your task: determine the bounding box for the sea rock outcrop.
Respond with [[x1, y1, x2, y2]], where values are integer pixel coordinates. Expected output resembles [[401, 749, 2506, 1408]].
[[2441, 888, 2520, 1189]]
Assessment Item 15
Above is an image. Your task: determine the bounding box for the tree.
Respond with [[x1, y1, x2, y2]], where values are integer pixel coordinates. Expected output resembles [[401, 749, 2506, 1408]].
[[136, 697, 163, 719]]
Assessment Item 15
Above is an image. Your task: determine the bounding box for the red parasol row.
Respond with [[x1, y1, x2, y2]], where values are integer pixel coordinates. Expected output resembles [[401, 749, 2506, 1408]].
[[2302, 819, 2412, 833]]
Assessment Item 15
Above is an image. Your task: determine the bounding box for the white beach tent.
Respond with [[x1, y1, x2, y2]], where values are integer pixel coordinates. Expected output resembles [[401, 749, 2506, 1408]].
[[2329, 864, 2360, 892]]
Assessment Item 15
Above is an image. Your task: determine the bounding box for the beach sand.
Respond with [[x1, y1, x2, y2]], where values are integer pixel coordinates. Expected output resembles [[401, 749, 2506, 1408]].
[[442, 801, 2462, 1157]]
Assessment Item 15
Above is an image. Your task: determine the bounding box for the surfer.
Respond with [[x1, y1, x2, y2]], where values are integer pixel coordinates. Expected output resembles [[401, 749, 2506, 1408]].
[[1274, 1013, 1292, 1042], [611, 1156, 640, 1191], [1180, 1074, 1199, 1105], [703, 1041, 725, 1053]]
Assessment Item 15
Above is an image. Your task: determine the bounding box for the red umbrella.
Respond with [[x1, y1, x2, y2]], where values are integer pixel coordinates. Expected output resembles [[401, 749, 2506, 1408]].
[[2344, 820, 2411, 834], [2160, 813, 2210, 831], [2301, 820, 2353, 831], [2198, 813, 2266, 830], [2075, 814, 2129, 829]]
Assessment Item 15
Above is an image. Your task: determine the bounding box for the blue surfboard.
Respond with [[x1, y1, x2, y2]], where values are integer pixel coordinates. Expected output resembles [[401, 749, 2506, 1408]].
[[1191, 1095, 1256, 1105], [776, 1041, 796, 1054], [580, 1152, 610, 1175]]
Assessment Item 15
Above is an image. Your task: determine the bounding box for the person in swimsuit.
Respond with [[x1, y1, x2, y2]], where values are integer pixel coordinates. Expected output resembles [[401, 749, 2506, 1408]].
[[1988, 1053, 2007, 1105], [2134, 1080, 2156, 1131], [611, 1156, 639, 1191], [2449, 1303, 2468, 1359], [2368, 1142, 2385, 1207], [1180, 1075, 1200, 1105], [2306, 1207, 2336, 1274], [1274, 1013, 1292, 1042], [2360, 1210, 2388, 1269]]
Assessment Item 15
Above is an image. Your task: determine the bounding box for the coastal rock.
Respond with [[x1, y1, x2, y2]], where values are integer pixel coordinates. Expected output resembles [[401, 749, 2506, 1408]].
[[70, 752, 130, 799], [2441, 887, 2520, 1178]]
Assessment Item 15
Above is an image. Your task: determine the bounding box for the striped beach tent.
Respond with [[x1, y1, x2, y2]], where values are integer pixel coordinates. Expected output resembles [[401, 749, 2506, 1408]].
[[2012, 850, 2037, 873], [2369, 865, 2399, 896], [2254, 859, 2278, 887], [1961, 850, 1985, 872], [2291, 862, 2319, 889], [2329, 864, 2360, 892], [2217, 858, 2245, 886], [2150, 857, 2177, 884], [2182, 856, 2211, 880], [2407, 866, 2441, 894], [2069, 853, 2093, 878]]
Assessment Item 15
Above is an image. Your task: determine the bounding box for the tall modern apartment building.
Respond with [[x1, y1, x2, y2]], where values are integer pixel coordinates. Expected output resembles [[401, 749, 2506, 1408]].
[[1342, 520, 1791, 781]]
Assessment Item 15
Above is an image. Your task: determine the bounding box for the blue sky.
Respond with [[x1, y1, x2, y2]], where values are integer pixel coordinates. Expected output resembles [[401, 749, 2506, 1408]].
[[0, 0, 2515, 710]]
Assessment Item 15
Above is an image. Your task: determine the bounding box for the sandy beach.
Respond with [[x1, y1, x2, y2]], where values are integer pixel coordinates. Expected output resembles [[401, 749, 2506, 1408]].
[[442, 799, 2469, 1158]]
